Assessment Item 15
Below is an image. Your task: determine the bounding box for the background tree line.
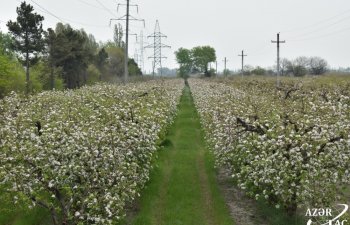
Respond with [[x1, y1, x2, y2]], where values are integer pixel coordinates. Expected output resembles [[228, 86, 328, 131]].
[[231, 56, 328, 77], [175, 44, 330, 78], [241, 56, 329, 77], [0, 1, 142, 97]]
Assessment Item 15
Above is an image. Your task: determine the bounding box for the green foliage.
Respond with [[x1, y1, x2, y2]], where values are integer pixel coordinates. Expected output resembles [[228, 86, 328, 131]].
[[291, 65, 308, 77], [94, 44, 142, 81], [0, 31, 14, 57], [96, 47, 108, 73], [113, 23, 124, 48], [7, 1, 45, 94], [51, 23, 97, 88], [0, 53, 25, 98], [175, 48, 192, 77], [175, 46, 216, 77], [105, 45, 124, 79], [30, 61, 64, 91], [128, 58, 142, 76], [132, 87, 233, 225], [7, 2, 45, 65], [191, 46, 216, 77], [255, 199, 305, 225], [223, 69, 231, 76], [86, 64, 100, 85], [0, 187, 50, 225], [251, 66, 266, 76]]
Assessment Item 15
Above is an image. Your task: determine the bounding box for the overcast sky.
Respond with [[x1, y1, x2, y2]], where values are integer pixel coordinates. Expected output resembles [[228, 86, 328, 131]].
[[1, 0, 350, 72]]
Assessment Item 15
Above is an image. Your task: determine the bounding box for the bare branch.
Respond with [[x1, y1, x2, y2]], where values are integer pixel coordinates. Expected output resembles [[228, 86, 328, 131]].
[[236, 117, 265, 135]]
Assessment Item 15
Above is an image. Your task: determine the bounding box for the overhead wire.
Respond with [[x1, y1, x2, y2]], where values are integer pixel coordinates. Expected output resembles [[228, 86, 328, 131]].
[[30, 0, 63, 22], [75, 0, 105, 10], [288, 26, 350, 42], [287, 14, 350, 40], [29, 0, 110, 28], [94, 0, 117, 17], [281, 8, 350, 33]]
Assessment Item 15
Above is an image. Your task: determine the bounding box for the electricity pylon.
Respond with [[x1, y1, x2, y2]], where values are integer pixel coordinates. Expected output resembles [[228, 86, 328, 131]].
[[145, 20, 171, 76]]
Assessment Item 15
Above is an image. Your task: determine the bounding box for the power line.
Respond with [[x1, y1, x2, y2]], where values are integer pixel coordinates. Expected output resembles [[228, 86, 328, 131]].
[[282, 8, 350, 33], [248, 44, 270, 57], [95, 0, 117, 17], [289, 26, 350, 42], [30, 0, 109, 28], [30, 0, 63, 22], [76, 0, 105, 10], [287, 14, 350, 40]]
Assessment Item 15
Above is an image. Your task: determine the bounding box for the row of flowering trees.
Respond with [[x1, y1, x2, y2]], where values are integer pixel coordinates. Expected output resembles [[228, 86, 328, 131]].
[[0, 79, 184, 224], [189, 78, 350, 215]]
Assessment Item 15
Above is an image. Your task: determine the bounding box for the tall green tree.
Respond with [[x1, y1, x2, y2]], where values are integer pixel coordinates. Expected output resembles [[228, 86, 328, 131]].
[[45, 28, 57, 90], [105, 45, 125, 79], [50, 23, 96, 88], [7, 1, 45, 95], [114, 23, 124, 48], [96, 47, 108, 80], [175, 48, 192, 78], [191, 46, 216, 77]]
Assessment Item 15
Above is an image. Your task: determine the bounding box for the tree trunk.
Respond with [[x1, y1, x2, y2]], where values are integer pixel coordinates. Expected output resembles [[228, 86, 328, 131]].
[[204, 66, 209, 77], [286, 200, 298, 216], [50, 63, 55, 90], [50, 208, 59, 225], [25, 51, 30, 95]]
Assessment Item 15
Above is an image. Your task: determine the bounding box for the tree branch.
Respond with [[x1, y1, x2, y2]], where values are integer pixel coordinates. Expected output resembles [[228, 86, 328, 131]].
[[318, 135, 344, 155], [236, 117, 265, 135]]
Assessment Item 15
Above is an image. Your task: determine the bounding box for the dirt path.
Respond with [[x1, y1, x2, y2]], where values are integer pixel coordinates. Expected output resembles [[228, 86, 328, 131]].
[[217, 169, 269, 225], [130, 85, 234, 225]]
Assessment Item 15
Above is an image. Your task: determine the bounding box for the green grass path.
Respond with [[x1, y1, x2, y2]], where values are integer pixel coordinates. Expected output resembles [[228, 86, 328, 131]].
[[131, 84, 234, 225]]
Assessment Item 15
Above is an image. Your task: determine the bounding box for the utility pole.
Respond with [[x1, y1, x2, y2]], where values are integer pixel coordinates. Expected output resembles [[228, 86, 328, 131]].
[[110, 0, 145, 83], [238, 50, 247, 78], [215, 61, 218, 76], [125, 0, 129, 83], [223, 57, 228, 76], [145, 20, 171, 77], [271, 33, 285, 87]]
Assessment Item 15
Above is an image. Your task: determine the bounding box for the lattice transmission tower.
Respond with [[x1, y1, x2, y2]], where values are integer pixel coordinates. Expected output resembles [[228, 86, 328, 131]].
[[134, 30, 147, 74], [145, 20, 171, 76]]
